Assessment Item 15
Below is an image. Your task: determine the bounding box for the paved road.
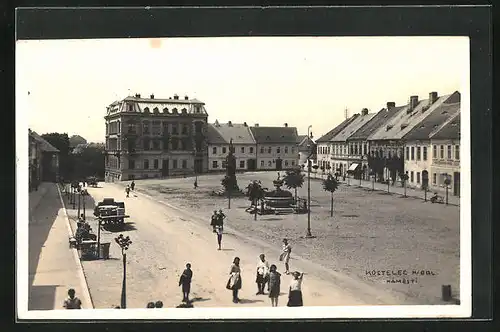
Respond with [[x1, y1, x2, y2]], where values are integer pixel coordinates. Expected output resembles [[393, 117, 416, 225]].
[[81, 183, 407, 309]]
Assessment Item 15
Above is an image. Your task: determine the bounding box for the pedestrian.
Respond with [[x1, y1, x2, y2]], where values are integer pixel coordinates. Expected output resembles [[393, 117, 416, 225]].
[[217, 209, 226, 231], [194, 179, 198, 189], [215, 224, 223, 250], [268, 264, 281, 307], [179, 263, 193, 303], [279, 238, 292, 275], [226, 257, 242, 303], [255, 254, 270, 295], [210, 210, 218, 233], [125, 185, 130, 198], [146, 302, 155, 308], [154, 300, 163, 308], [131, 180, 135, 191], [63, 288, 82, 309], [287, 271, 304, 307]]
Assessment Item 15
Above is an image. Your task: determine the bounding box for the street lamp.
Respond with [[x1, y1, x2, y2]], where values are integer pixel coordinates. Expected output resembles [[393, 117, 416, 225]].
[[77, 189, 81, 217], [82, 190, 86, 220], [306, 125, 315, 239], [444, 174, 451, 205], [115, 234, 132, 309]]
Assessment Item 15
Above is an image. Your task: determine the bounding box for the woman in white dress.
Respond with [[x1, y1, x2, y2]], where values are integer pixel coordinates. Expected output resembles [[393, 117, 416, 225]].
[[280, 238, 292, 275]]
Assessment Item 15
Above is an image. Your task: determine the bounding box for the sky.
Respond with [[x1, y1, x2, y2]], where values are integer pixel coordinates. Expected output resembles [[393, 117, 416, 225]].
[[17, 36, 468, 143]]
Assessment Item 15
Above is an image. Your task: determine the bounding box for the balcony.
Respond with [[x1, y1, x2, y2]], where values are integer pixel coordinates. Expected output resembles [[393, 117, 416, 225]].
[[432, 158, 460, 167]]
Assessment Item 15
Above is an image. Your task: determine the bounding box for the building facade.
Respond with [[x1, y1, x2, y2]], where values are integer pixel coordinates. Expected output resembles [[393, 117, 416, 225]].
[[104, 93, 209, 181], [250, 124, 300, 171], [429, 112, 461, 196], [29, 130, 60, 184], [297, 135, 316, 167], [207, 121, 257, 172]]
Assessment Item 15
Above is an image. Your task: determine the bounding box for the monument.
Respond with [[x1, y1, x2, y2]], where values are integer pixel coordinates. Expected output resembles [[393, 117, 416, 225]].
[[212, 139, 244, 197]]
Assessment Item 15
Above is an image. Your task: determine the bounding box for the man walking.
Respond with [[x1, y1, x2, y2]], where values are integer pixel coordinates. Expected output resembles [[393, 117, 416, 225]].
[[179, 263, 193, 303], [131, 180, 135, 191], [217, 209, 226, 232], [125, 185, 130, 198]]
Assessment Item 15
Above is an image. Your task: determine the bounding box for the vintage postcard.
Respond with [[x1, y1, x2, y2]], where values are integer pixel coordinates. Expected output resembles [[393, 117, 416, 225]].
[[17, 36, 471, 320]]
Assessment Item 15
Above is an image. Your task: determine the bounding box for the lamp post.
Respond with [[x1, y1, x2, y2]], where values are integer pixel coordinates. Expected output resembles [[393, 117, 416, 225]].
[[82, 190, 86, 220], [115, 234, 132, 309], [306, 126, 315, 239], [72, 186, 76, 209], [444, 174, 451, 205], [77, 190, 81, 217]]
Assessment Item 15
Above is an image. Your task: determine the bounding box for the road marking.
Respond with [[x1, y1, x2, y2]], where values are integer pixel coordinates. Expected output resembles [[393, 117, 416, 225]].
[[56, 184, 95, 309]]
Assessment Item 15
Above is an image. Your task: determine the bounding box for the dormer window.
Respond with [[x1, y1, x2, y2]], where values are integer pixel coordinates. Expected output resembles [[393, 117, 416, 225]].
[[172, 108, 178, 114], [386, 124, 393, 131], [400, 124, 408, 130], [153, 107, 159, 114], [163, 108, 169, 113], [181, 108, 187, 114], [144, 107, 150, 113]]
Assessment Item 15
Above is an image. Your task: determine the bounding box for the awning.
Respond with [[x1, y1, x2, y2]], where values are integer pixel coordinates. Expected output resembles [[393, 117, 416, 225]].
[[348, 163, 360, 171]]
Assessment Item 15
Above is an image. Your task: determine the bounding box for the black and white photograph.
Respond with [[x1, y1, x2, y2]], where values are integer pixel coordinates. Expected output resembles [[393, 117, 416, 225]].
[[17, 32, 472, 319]]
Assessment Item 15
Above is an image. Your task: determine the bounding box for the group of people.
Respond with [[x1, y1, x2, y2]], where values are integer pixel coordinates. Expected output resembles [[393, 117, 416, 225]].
[[225, 239, 304, 307], [125, 180, 136, 198], [210, 210, 226, 250], [75, 214, 96, 243]]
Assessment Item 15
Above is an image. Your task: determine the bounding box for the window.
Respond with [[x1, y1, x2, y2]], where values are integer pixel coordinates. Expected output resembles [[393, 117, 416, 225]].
[[406, 147, 410, 160], [152, 140, 160, 150], [423, 147, 428, 161], [268, 147, 271, 154], [447, 145, 452, 159], [241, 147, 245, 153], [354, 145, 358, 155], [154, 159, 159, 169], [212, 161, 218, 168], [416, 172, 420, 184], [433, 145, 437, 158], [222, 147, 227, 154], [433, 173, 437, 184], [411, 147, 415, 160], [285, 160, 289, 166], [222, 161, 227, 168], [128, 159, 135, 170], [144, 159, 149, 169], [239, 160, 245, 168], [260, 147, 264, 154], [172, 159, 178, 169], [416, 147, 421, 160], [143, 138, 150, 150], [291, 161, 295, 166], [291, 147, 294, 154], [143, 122, 150, 134], [162, 122, 169, 134], [212, 147, 217, 154], [261, 160, 264, 167], [277, 147, 281, 154], [172, 124, 178, 135], [410, 171, 414, 182], [268, 161, 272, 166], [455, 145, 460, 160], [285, 147, 288, 154], [182, 124, 188, 135], [440, 145, 444, 158], [250, 147, 254, 153], [182, 160, 187, 169]]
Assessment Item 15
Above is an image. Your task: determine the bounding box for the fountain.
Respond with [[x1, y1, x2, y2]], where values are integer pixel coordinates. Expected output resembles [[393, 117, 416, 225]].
[[260, 172, 295, 215]]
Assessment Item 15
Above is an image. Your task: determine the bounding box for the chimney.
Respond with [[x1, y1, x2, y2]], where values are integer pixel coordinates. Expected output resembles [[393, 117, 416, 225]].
[[409, 95, 419, 111], [174, 94, 179, 100], [150, 94, 155, 99], [243, 122, 247, 127], [361, 108, 369, 116], [135, 93, 141, 98], [184, 95, 189, 100], [255, 123, 259, 127], [386, 102, 395, 109], [284, 123, 288, 127], [429, 92, 438, 105]]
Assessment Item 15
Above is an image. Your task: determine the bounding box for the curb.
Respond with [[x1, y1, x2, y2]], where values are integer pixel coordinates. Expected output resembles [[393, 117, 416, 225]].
[[56, 184, 95, 309]]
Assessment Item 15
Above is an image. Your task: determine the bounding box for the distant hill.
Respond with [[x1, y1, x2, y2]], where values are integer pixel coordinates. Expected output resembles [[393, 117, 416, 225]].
[[69, 135, 87, 148]]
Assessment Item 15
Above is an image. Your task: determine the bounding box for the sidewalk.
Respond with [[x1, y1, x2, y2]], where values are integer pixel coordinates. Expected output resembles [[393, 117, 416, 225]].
[[308, 174, 460, 206], [28, 183, 93, 310]]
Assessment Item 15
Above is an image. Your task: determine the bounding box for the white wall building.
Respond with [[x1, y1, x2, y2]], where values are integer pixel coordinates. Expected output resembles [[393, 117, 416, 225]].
[[250, 124, 299, 171]]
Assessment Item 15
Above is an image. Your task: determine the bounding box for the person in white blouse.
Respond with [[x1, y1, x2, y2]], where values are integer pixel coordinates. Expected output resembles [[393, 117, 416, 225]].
[[255, 254, 270, 295], [287, 271, 304, 307], [280, 238, 292, 275]]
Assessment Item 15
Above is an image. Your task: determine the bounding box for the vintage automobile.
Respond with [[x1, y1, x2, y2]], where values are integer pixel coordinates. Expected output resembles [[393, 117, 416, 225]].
[[87, 176, 98, 187], [94, 198, 129, 227]]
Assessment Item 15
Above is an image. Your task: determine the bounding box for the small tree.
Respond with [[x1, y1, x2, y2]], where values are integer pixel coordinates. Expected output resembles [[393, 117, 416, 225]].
[[246, 180, 265, 220], [221, 175, 236, 209], [322, 174, 339, 217], [283, 168, 305, 206]]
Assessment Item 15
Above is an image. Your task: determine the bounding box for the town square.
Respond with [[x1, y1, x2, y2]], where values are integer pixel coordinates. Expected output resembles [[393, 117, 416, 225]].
[[21, 36, 466, 314]]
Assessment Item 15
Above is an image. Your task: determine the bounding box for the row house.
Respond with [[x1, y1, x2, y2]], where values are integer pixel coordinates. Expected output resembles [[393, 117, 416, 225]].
[[250, 124, 300, 171], [429, 112, 461, 196], [401, 94, 460, 194], [104, 93, 208, 181], [29, 129, 60, 184], [366, 91, 459, 182], [207, 121, 257, 172], [328, 109, 376, 177], [297, 134, 317, 167], [316, 114, 359, 171], [346, 103, 402, 179]]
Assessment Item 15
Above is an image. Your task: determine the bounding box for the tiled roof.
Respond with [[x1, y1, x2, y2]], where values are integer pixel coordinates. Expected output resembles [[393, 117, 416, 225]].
[[211, 123, 256, 144], [348, 106, 403, 140], [315, 114, 360, 143], [403, 102, 460, 141], [330, 112, 377, 142], [430, 112, 460, 140], [30, 131, 60, 153], [367, 91, 461, 141], [250, 126, 299, 144], [297, 135, 308, 143], [206, 124, 227, 145]]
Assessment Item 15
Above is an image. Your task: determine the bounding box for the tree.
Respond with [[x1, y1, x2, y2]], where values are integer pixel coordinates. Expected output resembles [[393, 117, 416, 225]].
[[41, 132, 73, 180], [283, 168, 305, 206], [72, 143, 105, 179], [322, 174, 339, 217], [246, 180, 265, 220]]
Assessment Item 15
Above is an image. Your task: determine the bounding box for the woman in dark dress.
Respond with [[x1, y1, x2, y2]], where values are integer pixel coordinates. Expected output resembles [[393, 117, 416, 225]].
[[267, 264, 281, 307], [227, 257, 242, 303], [287, 271, 304, 307], [179, 263, 193, 303]]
